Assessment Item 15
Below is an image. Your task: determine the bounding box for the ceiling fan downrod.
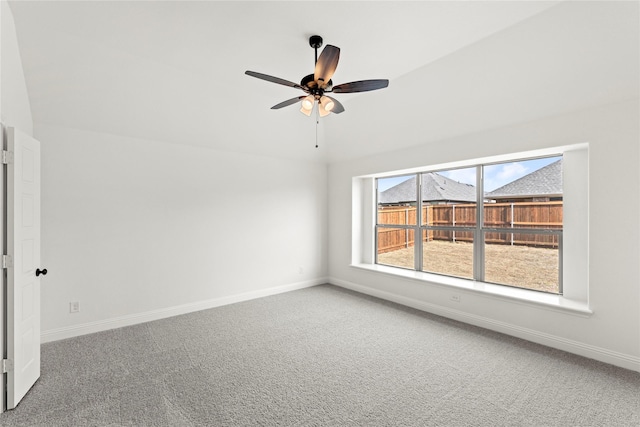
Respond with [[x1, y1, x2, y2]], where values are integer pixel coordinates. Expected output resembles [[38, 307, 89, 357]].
[[309, 35, 323, 64]]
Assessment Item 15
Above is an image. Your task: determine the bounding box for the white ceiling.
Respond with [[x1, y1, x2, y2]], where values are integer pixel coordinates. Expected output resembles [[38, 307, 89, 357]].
[[8, 1, 639, 163]]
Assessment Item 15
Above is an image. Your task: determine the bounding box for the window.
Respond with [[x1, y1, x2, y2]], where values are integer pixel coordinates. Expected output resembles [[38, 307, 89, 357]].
[[376, 156, 563, 294]]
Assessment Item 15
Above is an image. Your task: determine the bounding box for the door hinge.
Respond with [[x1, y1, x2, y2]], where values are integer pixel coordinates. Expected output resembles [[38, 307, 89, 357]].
[[2, 150, 13, 164], [2, 254, 13, 269], [2, 359, 13, 373]]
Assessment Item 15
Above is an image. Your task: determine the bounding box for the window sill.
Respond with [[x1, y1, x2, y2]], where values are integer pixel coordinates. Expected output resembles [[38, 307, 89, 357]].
[[350, 263, 592, 317]]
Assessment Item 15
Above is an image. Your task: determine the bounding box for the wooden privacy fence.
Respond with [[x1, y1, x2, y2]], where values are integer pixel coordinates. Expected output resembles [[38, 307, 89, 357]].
[[377, 201, 562, 253]]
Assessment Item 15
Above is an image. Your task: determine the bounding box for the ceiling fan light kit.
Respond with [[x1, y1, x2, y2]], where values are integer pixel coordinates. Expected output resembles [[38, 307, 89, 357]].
[[320, 96, 335, 112], [245, 35, 389, 117], [301, 95, 315, 111]]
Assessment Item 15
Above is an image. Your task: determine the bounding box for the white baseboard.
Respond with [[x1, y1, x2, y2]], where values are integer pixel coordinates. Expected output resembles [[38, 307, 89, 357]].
[[330, 277, 640, 373], [41, 278, 327, 343]]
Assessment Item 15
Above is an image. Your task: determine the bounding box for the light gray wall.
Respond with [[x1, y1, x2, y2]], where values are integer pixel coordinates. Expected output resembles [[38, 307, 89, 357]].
[[328, 100, 640, 371], [37, 124, 328, 339], [3, 0, 330, 343], [1, 0, 32, 134], [325, 1, 639, 163]]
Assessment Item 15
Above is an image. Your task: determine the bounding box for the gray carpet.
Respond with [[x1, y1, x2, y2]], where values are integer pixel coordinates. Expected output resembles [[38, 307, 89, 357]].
[[1, 284, 639, 426]]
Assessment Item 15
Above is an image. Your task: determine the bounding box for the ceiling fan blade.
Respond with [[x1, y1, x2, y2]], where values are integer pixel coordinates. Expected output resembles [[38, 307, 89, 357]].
[[271, 96, 305, 110], [326, 96, 345, 114], [314, 45, 340, 88], [331, 79, 389, 93], [245, 71, 303, 89]]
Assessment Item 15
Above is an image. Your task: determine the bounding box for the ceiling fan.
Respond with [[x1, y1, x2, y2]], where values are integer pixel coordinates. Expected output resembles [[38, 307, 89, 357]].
[[245, 35, 389, 117]]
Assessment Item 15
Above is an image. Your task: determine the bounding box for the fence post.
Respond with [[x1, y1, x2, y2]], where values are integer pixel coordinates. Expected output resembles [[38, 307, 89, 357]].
[[452, 205, 456, 243], [405, 208, 409, 248], [510, 203, 514, 246]]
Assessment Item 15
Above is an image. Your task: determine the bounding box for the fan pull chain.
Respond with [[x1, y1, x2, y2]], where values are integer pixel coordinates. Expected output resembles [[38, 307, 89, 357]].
[[315, 106, 319, 148]]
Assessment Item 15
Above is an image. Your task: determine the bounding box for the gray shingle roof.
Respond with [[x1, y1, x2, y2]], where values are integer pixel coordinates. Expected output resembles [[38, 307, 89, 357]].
[[487, 159, 562, 199], [379, 173, 476, 204]]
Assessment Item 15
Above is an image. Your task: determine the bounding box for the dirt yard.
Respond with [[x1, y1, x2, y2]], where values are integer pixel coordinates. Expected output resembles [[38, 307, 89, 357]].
[[377, 240, 559, 293]]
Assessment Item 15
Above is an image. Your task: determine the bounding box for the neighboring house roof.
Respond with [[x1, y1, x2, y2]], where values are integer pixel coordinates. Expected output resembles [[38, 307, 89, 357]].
[[379, 173, 476, 204], [486, 159, 562, 199]]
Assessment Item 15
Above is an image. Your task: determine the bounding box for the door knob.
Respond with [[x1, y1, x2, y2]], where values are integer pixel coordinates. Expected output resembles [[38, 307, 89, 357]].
[[36, 268, 47, 277]]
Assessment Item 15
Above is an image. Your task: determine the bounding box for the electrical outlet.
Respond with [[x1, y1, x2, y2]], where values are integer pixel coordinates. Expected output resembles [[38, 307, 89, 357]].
[[70, 301, 80, 313], [450, 295, 461, 303]]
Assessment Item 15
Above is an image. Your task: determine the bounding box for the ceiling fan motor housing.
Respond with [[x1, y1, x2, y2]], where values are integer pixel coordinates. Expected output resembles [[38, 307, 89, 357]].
[[301, 74, 332, 95]]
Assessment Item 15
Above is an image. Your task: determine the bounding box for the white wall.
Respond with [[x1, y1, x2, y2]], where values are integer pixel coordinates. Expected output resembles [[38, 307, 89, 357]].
[[328, 100, 640, 371], [37, 124, 328, 340], [0, 0, 32, 135], [325, 1, 639, 163], [3, 0, 329, 343]]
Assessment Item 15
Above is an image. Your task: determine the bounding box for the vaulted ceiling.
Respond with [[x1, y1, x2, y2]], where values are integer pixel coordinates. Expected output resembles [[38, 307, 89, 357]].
[[9, 1, 639, 163]]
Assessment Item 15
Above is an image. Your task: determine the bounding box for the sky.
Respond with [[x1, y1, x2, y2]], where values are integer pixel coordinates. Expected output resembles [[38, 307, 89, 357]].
[[377, 156, 561, 193]]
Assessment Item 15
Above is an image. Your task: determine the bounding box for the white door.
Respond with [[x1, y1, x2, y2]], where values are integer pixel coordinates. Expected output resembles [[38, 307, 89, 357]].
[[5, 127, 41, 409]]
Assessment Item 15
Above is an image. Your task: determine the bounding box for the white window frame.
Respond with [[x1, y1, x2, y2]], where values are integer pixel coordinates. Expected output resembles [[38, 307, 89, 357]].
[[375, 160, 563, 294], [351, 144, 590, 314]]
